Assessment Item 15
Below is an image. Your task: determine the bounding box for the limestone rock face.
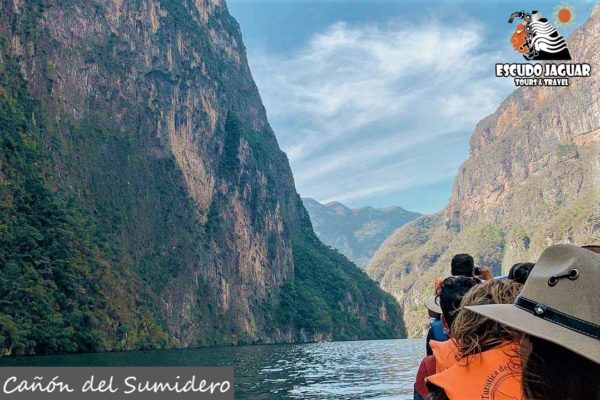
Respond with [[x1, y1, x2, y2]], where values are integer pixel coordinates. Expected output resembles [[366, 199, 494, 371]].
[[0, 0, 403, 355], [367, 7, 599, 337]]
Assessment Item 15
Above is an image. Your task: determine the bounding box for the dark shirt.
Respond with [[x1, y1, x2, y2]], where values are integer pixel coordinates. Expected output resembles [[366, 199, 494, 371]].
[[414, 388, 425, 400]]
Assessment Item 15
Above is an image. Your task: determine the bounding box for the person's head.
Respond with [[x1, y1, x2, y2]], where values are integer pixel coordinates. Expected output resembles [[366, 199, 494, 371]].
[[451, 279, 522, 358], [465, 245, 600, 400], [508, 262, 535, 284], [474, 266, 494, 280], [451, 253, 474, 277], [520, 335, 600, 400], [437, 276, 480, 331]]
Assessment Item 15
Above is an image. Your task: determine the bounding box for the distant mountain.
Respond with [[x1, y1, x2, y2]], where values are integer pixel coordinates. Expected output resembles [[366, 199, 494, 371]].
[[303, 198, 420, 268], [367, 6, 600, 337]]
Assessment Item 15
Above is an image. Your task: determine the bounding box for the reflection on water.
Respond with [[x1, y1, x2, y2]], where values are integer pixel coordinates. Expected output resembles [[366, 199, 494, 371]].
[[0, 338, 424, 399]]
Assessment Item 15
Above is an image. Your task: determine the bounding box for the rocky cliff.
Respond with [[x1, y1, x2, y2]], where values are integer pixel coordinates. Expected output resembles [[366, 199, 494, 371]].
[[303, 198, 420, 268], [0, 0, 404, 356], [367, 6, 599, 337]]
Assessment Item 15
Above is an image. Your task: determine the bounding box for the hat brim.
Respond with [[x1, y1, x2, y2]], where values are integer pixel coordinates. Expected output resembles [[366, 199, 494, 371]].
[[466, 304, 600, 364], [425, 296, 442, 314]]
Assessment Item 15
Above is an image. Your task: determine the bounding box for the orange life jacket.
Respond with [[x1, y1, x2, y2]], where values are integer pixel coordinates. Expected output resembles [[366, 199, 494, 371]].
[[426, 342, 523, 400], [430, 339, 460, 373]]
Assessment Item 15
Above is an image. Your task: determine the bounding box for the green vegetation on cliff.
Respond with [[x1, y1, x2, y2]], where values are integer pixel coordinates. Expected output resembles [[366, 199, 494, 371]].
[[0, 0, 404, 355], [277, 234, 404, 340], [0, 53, 169, 355]]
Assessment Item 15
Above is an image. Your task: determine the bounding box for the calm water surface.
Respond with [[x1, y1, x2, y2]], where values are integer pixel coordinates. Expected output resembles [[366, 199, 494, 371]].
[[0, 338, 424, 399]]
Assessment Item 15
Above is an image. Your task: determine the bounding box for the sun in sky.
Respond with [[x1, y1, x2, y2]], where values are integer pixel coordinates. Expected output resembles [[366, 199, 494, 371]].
[[553, 2, 576, 28]]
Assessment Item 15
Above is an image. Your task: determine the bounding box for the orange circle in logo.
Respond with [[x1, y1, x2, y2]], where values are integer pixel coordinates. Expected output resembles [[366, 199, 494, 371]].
[[558, 8, 571, 23]]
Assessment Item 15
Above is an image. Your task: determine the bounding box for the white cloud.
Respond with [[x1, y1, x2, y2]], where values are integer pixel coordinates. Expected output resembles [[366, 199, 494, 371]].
[[248, 18, 514, 211]]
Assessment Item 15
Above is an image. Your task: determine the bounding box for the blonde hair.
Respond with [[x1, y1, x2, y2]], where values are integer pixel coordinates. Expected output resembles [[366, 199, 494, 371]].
[[451, 279, 522, 358]]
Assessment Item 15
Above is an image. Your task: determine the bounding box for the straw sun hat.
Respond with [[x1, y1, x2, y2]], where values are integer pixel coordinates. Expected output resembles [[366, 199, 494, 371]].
[[467, 244, 600, 364], [425, 295, 443, 315]]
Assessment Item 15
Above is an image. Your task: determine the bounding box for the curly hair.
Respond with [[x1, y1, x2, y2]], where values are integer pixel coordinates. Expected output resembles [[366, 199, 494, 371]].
[[451, 279, 523, 358]]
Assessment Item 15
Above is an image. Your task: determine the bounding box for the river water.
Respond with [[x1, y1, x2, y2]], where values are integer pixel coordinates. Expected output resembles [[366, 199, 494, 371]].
[[0, 338, 424, 399]]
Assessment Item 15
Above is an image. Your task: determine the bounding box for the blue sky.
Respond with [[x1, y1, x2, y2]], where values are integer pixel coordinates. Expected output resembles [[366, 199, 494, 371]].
[[227, 0, 595, 213]]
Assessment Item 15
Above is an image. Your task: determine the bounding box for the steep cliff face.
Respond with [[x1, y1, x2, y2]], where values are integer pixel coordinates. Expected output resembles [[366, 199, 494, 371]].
[[0, 0, 403, 355], [303, 198, 420, 268], [367, 7, 599, 337]]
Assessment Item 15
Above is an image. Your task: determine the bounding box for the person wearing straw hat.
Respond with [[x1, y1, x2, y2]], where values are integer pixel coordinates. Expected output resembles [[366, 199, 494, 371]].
[[466, 244, 600, 400], [414, 295, 450, 400], [425, 295, 448, 356]]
